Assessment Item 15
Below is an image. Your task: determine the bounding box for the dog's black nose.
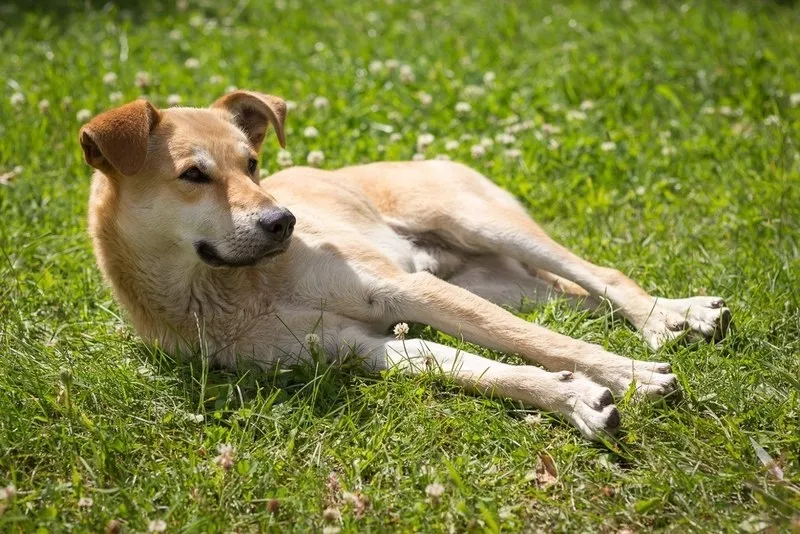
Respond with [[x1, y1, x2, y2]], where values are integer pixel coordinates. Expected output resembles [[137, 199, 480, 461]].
[[257, 208, 296, 241]]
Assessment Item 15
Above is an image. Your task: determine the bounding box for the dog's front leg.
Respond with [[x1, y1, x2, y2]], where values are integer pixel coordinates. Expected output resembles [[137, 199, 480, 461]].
[[376, 272, 677, 399], [346, 331, 620, 440]]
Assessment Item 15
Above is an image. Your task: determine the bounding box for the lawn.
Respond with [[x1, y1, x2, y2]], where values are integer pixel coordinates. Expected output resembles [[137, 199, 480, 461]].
[[1, 0, 799, 531]]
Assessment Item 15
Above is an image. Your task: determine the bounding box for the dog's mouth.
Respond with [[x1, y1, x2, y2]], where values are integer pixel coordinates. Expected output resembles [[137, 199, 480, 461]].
[[194, 240, 290, 268]]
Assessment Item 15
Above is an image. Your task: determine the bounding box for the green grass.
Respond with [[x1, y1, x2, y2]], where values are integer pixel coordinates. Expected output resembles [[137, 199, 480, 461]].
[[1, 0, 799, 531]]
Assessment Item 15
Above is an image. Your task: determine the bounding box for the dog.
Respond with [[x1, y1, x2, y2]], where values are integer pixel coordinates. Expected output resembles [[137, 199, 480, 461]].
[[79, 91, 731, 439]]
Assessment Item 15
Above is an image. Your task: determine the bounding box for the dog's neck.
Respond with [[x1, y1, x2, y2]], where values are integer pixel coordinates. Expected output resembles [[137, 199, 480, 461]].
[[88, 173, 281, 355]]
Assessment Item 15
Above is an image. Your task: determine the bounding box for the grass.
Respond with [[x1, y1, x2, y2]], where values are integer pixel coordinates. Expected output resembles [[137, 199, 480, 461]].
[[1, 0, 799, 531]]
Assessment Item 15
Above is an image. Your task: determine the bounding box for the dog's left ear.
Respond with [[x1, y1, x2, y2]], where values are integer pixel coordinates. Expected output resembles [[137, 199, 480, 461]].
[[211, 91, 287, 151]]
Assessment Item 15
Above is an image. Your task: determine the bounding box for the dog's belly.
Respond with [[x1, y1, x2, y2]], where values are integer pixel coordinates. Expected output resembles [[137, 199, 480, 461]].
[[367, 224, 462, 278]]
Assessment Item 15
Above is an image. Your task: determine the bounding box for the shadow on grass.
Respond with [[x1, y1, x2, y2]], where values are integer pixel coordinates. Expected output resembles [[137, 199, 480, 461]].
[[136, 339, 370, 423]]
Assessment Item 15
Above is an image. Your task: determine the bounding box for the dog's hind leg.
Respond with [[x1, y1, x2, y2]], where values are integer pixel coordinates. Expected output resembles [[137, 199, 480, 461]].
[[447, 255, 603, 313], [405, 167, 731, 349]]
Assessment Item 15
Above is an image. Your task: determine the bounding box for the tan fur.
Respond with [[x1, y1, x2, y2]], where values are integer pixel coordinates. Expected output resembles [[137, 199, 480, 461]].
[[82, 91, 731, 440]]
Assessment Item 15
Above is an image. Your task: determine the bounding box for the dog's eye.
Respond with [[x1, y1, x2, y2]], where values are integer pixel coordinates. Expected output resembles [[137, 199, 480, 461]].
[[179, 167, 210, 184], [248, 158, 258, 175]]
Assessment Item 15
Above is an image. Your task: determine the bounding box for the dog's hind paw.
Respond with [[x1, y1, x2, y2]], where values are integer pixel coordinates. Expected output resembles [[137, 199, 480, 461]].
[[642, 296, 731, 349]]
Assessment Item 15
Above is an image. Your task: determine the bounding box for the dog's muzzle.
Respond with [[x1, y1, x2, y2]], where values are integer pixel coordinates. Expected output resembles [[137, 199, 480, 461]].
[[195, 208, 296, 268]]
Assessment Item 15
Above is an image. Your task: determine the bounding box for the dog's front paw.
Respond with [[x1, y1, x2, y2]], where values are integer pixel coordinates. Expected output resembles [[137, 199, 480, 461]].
[[556, 373, 621, 440], [641, 296, 731, 349], [578, 358, 678, 401]]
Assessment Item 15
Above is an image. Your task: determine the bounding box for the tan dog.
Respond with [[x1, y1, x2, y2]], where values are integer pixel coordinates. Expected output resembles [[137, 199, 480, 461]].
[[80, 91, 731, 439]]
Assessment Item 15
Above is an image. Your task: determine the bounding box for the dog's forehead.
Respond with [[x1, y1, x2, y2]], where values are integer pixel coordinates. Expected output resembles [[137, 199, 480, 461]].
[[157, 107, 252, 159]]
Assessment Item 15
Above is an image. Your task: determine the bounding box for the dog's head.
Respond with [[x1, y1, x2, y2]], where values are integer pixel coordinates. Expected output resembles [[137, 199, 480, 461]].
[[80, 91, 294, 268]]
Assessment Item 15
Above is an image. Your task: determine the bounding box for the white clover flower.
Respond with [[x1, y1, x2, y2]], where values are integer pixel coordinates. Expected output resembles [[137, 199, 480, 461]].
[[455, 101, 471, 115], [764, 115, 780, 126], [385, 58, 400, 70], [103, 72, 118, 85], [148, 519, 167, 533], [393, 322, 410, 339], [76, 109, 92, 122], [307, 150, 325, 166], [225, 85, 238, 93], [718, 106, 733, 116], [78, 497, 93, 508], [389, 132, 402, 142], [322, 527, 341, 534], [470, 144, 486, 158], [387, 111, 403, 122], [790, 93, 800, 107], [548, 138, 560, 150], [186, 413, 204, 423], [661, 145, 677, 156], [277, 149, 293, 167], [285, 100, 298, 111], [523, 413, 542, 425], [541, 123, 561, 135], [167, 94, 182, 107], [479, 137, 494, 147], [462, 85, 485, 99], [579, 99, 594, 110], [368, 60, 384, 74], [10, 92, 24, 107], [483, 71, 496, 85], [434, 154, 451, 161], [109, 91, 123, 103], [444, 140, 460, 151], [61, 96, 73, 109], [209, 74, 224, 84], [701, 106, 715, 115], [416, 133, 435, 151], [566, 110, 587, 121], [313, 96, 329, 109], [459, 133, 474, 141], [169, 29, 182, 40], [417, 92, 433, 106], [399, 65, 415, 84], [505, 121, 530, 134], [305, 333, 319, 346], [600, 141, 616, 151], [38, 99, 50, 113], [504, 148, 521, 159], [425, 482, 445, 500], [496, 133, 516, 145], [135, 71, 151, 88], [303, 126, 319, 138], [412, 153, 425, 161], [184, 57, 200, 69]]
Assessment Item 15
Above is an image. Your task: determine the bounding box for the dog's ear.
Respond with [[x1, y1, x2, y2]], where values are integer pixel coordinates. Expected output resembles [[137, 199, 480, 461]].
[[79, 100, 161, 177], [211, 91, 287, 151]]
